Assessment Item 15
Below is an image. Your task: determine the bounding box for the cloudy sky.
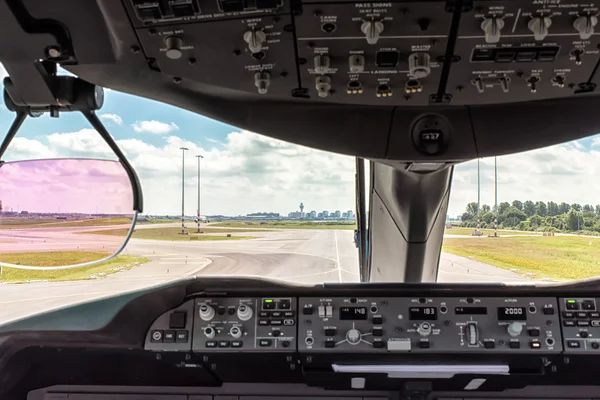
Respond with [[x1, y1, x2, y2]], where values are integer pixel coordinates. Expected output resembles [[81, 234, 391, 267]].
[[1, 64, 600, 217]]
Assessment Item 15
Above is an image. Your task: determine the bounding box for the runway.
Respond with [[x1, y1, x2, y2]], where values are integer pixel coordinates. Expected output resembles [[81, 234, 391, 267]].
[[0, 224, 533, 324]]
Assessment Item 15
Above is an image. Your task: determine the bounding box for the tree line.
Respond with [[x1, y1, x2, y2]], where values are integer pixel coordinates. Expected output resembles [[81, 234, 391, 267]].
[[460, 200, 600, 233]]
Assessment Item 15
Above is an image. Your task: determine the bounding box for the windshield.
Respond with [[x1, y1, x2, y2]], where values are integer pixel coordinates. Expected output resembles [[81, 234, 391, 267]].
[[0, 64, 598, 324]]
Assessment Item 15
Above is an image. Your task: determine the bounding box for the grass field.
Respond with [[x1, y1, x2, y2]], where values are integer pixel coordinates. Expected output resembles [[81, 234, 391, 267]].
[[0, 251, 148, 282], [213, 221, 356, 230], [84, 227, 257, 241], [443, 235, 600, 280], [0, 217, 132, 230], [444, 226, 539, 236]]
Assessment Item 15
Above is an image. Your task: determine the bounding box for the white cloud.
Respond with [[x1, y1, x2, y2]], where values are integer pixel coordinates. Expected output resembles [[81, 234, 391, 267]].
[[2, 129, 355, 216], [132, 120, 179, 134], [100, 113, 123, 125], [448, 137, 600, 217], [592, 137, 600, 148]]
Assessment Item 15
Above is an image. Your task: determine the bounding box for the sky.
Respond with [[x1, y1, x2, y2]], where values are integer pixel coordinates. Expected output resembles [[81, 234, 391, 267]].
[[1, 63, 600, 217]]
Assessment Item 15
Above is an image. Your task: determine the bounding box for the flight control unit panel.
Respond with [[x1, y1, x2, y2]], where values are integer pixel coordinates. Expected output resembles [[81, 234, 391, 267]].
[[124, 0, 600, 106], [145, 295, 600, 354]]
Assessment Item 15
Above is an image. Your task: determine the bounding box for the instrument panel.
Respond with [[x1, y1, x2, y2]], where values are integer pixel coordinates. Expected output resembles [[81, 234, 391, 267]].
[[122, 0, 600, 106], [144, 295, 600, 354]]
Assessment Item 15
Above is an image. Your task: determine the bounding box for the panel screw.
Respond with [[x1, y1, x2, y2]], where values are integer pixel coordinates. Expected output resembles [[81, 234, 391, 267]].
[[148, 28, 156, 35], [130, 45, 140, 54], [233, 49, 241, 56], [189, 57, 197, 64], [173, 77, 182, 84], [280, 71, 288, 78]]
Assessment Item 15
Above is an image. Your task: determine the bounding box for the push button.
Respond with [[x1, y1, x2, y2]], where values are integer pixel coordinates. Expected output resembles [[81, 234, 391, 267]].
[[528, 329, 540, 337], [263, 300, 276, 310], [279, 299, 291, 310], [271, 311, 283, 318], [259, 339, 273, 347], [563, 312, 575, 318], [372, 316, 383, 324], [509, 341, 520, 349], [258, 319, 269, 326], [373, 341, 385, 348], [259, 311, 270, 318], [578, 320, 590, 326], [231, 340, 243, 348], [303, 306, 314, 315], [563, 320, 576, 327], [164, 330, 176, 343], [583, 300, 596, 310], [284, 311, 295, 317], [325, 340, 335, 348], [150, 330, 164, 343], [576, 312, 588, 318], [566, 301, 580, 310], [373, 328, 383, 337], [530, 341, 541, 349], [176, 330, 189, 343], [218, 340, 230, 348], [205, 341, 217, 348], [567, 340, 581, 348], [419, 341, 430, 349], [325, 328, 337, 336], [542, 307, 555, 315], [484, 341, 495, 349]]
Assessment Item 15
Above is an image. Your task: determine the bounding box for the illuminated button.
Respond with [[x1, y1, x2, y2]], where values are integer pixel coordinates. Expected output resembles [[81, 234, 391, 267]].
[[563, 312, 575, 318], [372, 316, 383, 324], [325, 328, 337, 336], [577, 320, 590, 326], [566, 300, 580, 310], [528, 329, 540, 337], [373, 328, 383, 337], [231, 340, 243, 348], [576, 312, 588, 318], [509, 341, 520, 349], [325, 340, 336, 348], [567, 340, 581, 348], [583, 300, 596, 310], [592, 320, 600, 327], [542, 307, 555, 315], [283, 319, 295, 326], [303, 306, 313, 315], [205, 341, 217, 348], [484, 341, 495, 349], [530, 341, 541, 349], [373, 341, 385, 348], [325, 305, 333, 318], [150, 330, 164, 343], [419, 341, 430, 349], [563, 320, 576, 327], [218, 340, 230, 348], [263, 299, 276, 310], [164, 330, 176, 343], [279, 299, 292, 309], [318, 305, 326, 318], [259, 339, 273, 347]]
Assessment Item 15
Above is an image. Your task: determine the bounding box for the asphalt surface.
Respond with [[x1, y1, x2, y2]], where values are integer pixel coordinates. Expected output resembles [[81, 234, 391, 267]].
[[0, 224, 532, 324]]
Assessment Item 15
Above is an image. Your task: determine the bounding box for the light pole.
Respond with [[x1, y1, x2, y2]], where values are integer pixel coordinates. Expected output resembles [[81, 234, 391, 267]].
[[196, 154, 204, 233], [477, 158, 481, 234], [494, 156, 498, 237], [180, 147, 188, 234]]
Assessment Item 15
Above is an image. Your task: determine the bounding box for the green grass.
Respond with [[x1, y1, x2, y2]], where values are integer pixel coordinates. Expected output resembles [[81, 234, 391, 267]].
[[0, 217, 132, 230], [442, 235, 600, 280], [82, 227, 257, 241], [0, 251, 148, 282], [212, 221, 357, 230], [444, 226, 538, 236]]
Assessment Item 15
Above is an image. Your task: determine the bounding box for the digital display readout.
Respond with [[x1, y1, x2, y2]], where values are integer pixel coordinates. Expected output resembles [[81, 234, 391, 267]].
[[497, 307, 527, 321], [340, 306, 368, 320], [409, 306, 437, 320], [455, 306, 488, 315]]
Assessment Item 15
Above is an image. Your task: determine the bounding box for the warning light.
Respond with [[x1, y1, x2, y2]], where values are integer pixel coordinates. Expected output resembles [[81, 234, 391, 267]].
[[568, 299, 577, 303], [265, 299, 273, 303]]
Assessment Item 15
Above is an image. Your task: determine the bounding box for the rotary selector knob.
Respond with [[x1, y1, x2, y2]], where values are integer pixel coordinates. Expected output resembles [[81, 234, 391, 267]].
[[361, 19, 384, 45], [203, 327, 216, 339], [408, 52, 431, 79], [528, 16, 552, 41], [574, 15, 598, 40], [199, 304, 216, 321], [417, 322, 432, 337], [481, 17, 505, 44], [164, 36, 184, 60], [254, 71, 270, 95], [346, 328, 361, 344], [237, 304, 254, 321], [230, 326, 243, 339], [243, 29, 267, 53], [507, 322, 523, 337]]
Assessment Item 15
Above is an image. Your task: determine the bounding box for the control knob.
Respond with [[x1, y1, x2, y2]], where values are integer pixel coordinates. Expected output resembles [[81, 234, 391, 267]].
[[164, 36, 184, 60], [481, 16, 504, 44], [254, 71, 270, 95], [199, 304, 216, 321], [230, 326, 243, 339], [408, 52, 431, 79], [574, 15, 598, 40], [243, 28, 267, 54], [237, 304, 254, 321], [507, 322, 523, 337], [417, 322, 432, 337], [467, 322, 478, 346], [346, 328, 362, 345], [313, 54, 331, 75], [315, 75, 332, 98], [203, 327, 216, 339], [528, 16, 552, 41], [361, 19, 384, 45]]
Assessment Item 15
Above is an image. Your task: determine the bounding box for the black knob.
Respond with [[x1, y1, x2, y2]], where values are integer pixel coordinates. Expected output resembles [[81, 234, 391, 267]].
[[581, 331, 589, 338], [165, 36, 184, 60], [272, 330, 281, 337]]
